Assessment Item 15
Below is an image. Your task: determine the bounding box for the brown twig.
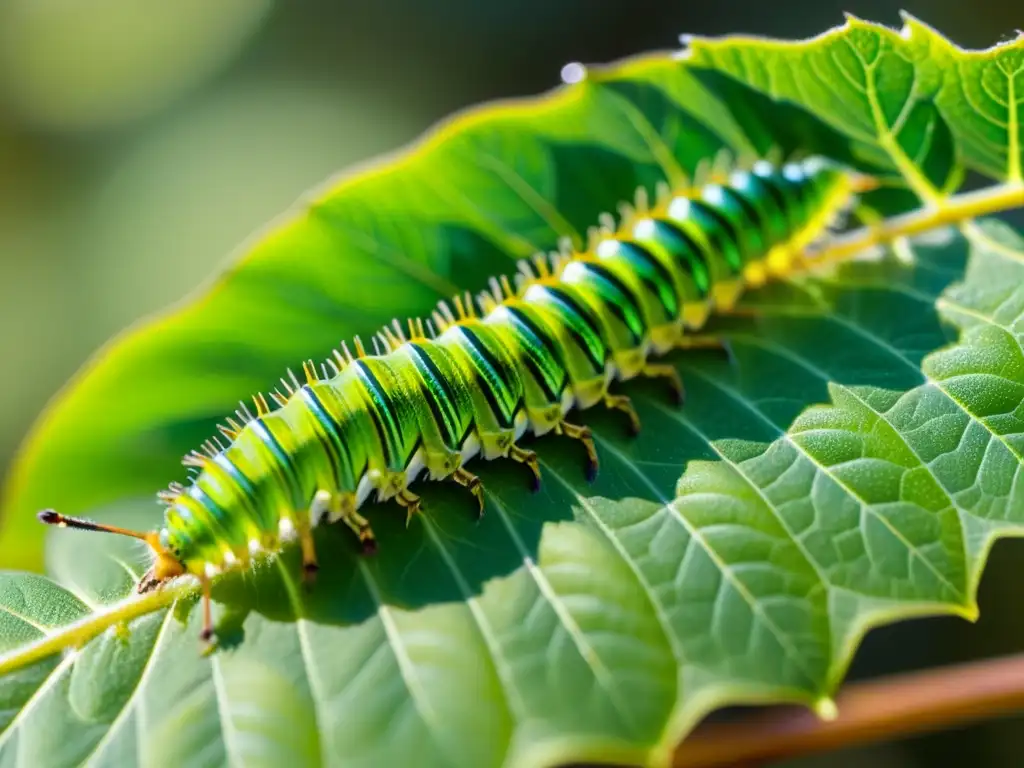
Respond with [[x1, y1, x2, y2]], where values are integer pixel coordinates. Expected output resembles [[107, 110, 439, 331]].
[[674, 653, 1024, 767]]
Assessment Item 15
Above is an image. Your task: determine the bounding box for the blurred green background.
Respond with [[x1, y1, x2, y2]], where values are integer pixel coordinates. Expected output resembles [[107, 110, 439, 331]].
[[0, 1, 1021, 766]]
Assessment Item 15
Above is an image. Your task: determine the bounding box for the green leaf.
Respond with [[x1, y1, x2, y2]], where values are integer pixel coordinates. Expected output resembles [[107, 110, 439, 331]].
[[685, 14, 1024, 196], [1, 224, 1021, 767], [2, 15, 1024, 768], [0, 573, 90, 739]]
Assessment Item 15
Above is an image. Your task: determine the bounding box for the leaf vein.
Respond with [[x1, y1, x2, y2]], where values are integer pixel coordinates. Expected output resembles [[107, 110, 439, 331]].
[[484, 491, 640, 733], [474, 152, 582, 247], [357, 559, 453, 762], [80, 608, 174, 767], [590, 433, 823, 690], [420, 515, 528, 727], [537, 456, 685, 668], [210, 656, 241, 768]]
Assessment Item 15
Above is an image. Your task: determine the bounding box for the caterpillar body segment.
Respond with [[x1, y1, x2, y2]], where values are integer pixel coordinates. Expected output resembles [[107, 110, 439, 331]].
[[39, 156, 863, 643]]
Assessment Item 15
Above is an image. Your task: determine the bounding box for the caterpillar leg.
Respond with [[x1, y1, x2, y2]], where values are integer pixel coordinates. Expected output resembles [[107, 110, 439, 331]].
[[199, 576, 214, 643], [451, 466, 485, 517], [557, 421, 599, 482], [299, 527, 318, 584], [676, 334, 729, 351], [508, 444, 542, 491], [333, 496, 377, 554], [711, 304, 760, 318], [675, 333, 735, 366], [137, 567, 160, 594], [641, 363, 685, 405], [300, 490, 331, 584], [602, 394, 641, 435], [396, 489, 422, 527]]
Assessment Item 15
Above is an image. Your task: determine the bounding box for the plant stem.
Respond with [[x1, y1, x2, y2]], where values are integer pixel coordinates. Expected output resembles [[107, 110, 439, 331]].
[[805, 181, 1024, 269], [0, 585, 185, 676], [674, 653, 1024, 768]]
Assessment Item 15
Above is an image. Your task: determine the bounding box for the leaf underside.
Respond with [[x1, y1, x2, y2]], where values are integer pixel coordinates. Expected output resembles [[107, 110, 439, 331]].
[[1, 16, 1024, 768]]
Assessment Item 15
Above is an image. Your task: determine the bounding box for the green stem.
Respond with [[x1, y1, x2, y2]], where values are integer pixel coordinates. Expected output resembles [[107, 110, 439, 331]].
[[0, 585, 188, 676], [674, 652, 1024, 767], [806, 180, 1024, 269]]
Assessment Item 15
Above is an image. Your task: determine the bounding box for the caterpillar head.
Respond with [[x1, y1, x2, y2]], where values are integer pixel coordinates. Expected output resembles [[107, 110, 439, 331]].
[[37, 509, 186, 592], [137, 532, 186, 593]]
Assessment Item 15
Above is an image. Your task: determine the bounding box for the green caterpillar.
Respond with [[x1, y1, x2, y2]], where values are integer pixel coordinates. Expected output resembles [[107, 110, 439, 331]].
[[39, 156, 868, 642]]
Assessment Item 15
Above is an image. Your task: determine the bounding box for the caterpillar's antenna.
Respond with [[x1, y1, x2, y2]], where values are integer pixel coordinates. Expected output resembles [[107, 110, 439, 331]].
[[37, 509, 150, 541]]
